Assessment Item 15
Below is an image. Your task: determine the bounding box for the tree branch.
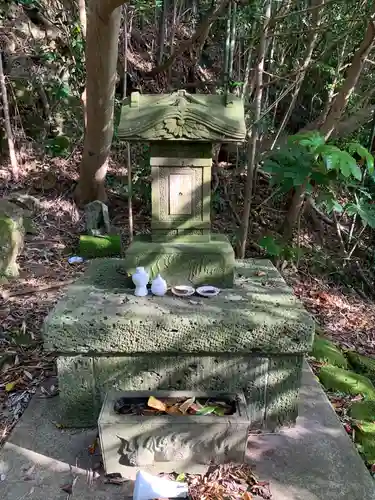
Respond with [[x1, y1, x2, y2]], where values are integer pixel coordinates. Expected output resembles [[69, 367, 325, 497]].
[[146, 0, 230, 76]]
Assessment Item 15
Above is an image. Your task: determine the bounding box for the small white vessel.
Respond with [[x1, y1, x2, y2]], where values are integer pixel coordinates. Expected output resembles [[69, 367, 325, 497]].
[[132, 267, 149, 297], [151, 274, 167, 296]]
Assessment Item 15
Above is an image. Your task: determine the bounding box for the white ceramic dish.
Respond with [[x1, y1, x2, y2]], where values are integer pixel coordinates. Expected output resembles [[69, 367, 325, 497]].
[[196, 286, 220, 297], [171, 285, 195, 297]]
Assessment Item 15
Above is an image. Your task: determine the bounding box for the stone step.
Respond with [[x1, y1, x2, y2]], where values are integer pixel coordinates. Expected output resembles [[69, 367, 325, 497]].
[[1, 362, 374, 500]]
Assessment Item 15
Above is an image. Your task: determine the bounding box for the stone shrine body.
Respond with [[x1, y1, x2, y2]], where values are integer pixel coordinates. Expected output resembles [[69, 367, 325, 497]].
[[42, 90, 314, 474], [118, 89, 247, 286]]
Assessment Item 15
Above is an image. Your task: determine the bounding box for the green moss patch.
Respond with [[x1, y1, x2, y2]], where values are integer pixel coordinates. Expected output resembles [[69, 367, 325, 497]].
[[312, 335, 347, 368], [318, 365, 375, 399], [78, 235, 121, 259], [349, 400, 375, 422], [347, 351, 375, 383], [354, 422, 375, 464]]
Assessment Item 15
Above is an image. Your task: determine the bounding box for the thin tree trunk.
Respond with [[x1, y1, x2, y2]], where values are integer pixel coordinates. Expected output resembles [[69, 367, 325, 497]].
[[122, 5, 133, 243], [271, 0, 324, 150], [319, 13, 375, 139], [76, 0, 122, 204], [168, 0, 178, 86], [78, 0, 87, 37], [148, 0, 230, 76], [241, 44, 253, 100], [236, 0, 271, 259], [158, 0, 168, 65], [78, 0, 87, 128], [0, 52, 19, 182]]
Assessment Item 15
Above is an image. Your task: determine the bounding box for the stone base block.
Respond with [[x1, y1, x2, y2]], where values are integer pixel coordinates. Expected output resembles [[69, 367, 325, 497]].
[[123, 234, 235, 287], [98, 390, 249, 474], [56, 353, 303, 430]]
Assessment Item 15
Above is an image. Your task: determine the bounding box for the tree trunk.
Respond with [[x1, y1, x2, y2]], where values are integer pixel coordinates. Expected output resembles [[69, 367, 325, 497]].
[[148, 0, 230, 76], [158, 0, 168, 65], [78, 0, 87, 37], [76, 0, 123, 205], [0, 52, 19, 182], [271, 0, 324, 150], [281, 1, 374, 242], [319, 14, 375, 139], [236, 0, 271, 259]]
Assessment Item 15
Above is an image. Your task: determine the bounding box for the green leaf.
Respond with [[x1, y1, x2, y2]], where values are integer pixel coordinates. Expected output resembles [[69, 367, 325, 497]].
[[288, 131, 325, 152], [195, 406, 217, 415], [347, 142, 374, 174], [345, 199, 375, 228], [259, 236, 282, 256], [176, 473, 186, 482]]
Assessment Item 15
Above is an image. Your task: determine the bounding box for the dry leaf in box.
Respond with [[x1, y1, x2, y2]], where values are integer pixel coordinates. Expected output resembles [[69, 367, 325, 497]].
[[147, 396, 167, 412]]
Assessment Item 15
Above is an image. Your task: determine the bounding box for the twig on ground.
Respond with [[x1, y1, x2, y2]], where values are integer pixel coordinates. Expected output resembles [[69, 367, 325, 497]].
[[1, 280, 75, 300]]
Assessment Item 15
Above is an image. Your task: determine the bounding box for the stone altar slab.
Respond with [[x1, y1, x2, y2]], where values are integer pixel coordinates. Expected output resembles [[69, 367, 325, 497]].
[[42, 258, 314, 428]]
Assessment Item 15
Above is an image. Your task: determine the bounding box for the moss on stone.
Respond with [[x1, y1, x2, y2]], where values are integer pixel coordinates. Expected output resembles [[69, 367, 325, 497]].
[[318, 365, 375, 399], [0, 201, 24, 278], [347, 351, 375, 383], [349, 400, 375, 422], [354, 422, 375, 464], [78, 235, 121, 259], [312, 335, 347, 368]]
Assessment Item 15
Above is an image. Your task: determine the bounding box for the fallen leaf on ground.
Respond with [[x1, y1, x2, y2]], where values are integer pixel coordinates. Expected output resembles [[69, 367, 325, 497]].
[[5, 381, 17, 392], [104, 472, 127, 485], [61, 476, 78, 494]]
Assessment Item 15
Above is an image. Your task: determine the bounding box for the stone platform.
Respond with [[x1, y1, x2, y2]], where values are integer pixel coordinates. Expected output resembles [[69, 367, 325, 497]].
[[1, 363, 374, 500], [42, 258, 314, 428]]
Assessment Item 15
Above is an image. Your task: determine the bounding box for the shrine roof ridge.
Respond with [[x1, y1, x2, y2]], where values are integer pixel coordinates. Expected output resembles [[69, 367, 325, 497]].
[[118, 90, 247, 143]]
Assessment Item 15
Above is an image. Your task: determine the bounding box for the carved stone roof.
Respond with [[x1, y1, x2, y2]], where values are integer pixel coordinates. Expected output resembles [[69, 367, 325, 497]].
[[118, 90, 247, 143]]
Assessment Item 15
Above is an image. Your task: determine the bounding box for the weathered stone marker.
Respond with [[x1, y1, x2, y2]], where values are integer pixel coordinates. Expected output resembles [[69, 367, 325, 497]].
[[118, 90, 246, 286]]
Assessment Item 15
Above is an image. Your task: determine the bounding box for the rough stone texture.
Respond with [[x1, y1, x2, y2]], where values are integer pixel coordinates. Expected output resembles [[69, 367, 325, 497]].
[[118, 90, 247, 143], [124, 234, 235, 286], [99, 390, 249, 473], [54, 354, 303, 429], [0, 199, 25, 278], [43, 258, 314, 354], [84, 200, 110, 236], [2, 363, 375, 500], [57, 356, 98, 427], [43, 258, 313, 428]]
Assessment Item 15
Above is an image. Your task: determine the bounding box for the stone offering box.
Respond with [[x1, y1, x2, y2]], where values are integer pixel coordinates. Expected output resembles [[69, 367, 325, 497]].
[[42, 258, 314, 430], [98, 390, 249, 475], [117, 90, 246, 286]]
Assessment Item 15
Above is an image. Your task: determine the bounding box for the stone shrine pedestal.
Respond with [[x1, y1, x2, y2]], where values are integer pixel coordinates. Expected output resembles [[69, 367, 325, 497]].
[[42, 258, 314, 429]]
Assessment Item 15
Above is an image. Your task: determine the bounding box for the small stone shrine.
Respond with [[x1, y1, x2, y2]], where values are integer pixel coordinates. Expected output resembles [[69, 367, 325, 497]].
[[42, 89, 314, 474], [118, 90, 246, 286]]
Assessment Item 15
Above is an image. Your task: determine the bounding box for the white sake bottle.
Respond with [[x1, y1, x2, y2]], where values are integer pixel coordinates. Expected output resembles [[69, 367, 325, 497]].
[[132, 267, 149, 297], [151, 274, 167, 296]]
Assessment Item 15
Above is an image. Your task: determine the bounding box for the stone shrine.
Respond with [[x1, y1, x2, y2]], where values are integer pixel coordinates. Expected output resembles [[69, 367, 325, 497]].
[[118, 90, 246, 286], [42, 89, 314, 473]]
